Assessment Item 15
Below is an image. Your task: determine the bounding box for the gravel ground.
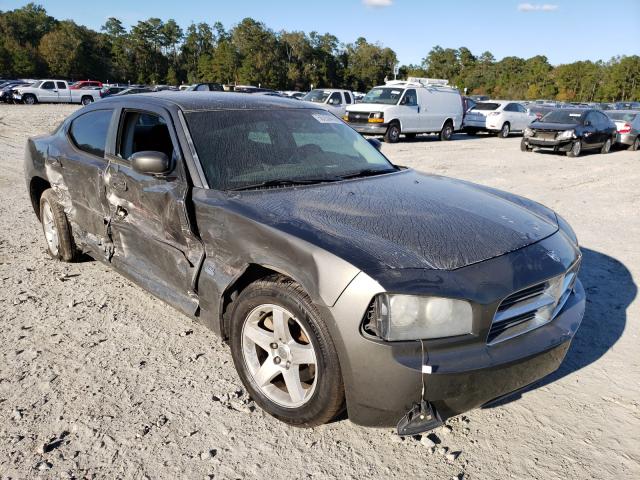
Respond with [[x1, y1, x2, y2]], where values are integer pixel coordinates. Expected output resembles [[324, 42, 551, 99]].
[[1, 104, 639, 480]]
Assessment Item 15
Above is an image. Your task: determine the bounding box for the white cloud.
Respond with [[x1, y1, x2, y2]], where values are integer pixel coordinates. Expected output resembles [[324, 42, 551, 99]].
[[363, 0, 394, 7], [518, 3, 559, 12]]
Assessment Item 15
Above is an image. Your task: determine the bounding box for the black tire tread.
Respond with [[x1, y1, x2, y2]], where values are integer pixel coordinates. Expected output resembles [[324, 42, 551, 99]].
[[40, 188, 77, 262]]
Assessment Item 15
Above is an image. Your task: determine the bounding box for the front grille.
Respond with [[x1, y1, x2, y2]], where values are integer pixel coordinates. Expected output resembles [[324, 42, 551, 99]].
[[534, 130, 557, 140], [347, 112, 374, 124], [488, 262, 580, 344]]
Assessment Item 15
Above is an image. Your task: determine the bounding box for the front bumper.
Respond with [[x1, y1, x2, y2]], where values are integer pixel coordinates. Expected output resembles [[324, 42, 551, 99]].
[[325, 232, 585, 430], [349, 122, 388, 135], [524, 137, 573, 151], [616, 133, 636, 146]]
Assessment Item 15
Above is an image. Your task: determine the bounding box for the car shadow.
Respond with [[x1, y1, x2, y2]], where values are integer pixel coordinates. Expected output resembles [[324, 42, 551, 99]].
[[483, 246, 635, 409]]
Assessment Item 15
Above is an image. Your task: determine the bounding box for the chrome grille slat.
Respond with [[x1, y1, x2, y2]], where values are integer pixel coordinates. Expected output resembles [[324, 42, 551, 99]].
[[488, 261, 580, 345]]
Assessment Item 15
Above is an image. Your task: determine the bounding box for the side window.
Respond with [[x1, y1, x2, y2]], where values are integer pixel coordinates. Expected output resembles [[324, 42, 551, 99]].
[[118, 111, 175, 160], [42, 81, 54, 90], [585, 112, 597, 126], [344, 91, 352, 104], [516, 104, 527, 113], [69, 109, 113, 157], [328, 92, 342, 105], [56, 81, 67, 90], [596, 112, 610, 127], [504, 103, 516, 112], [402, 89, 418, 106]]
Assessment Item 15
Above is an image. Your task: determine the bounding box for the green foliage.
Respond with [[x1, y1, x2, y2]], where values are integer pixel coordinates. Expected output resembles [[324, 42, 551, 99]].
[[0, 4, 637, 100]]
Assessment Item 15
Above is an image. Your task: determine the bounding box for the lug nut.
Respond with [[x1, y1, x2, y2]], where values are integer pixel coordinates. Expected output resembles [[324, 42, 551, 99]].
[[270, 342, 278, 349], [273, 356, 281, 365], [286, 361, 291, 369]]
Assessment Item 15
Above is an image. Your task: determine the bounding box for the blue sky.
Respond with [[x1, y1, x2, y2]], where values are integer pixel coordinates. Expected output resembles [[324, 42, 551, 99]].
[[2, 0, 639, 65]]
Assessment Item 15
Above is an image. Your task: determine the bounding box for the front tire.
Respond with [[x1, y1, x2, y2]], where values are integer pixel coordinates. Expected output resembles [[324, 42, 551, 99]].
[[499, 122, 510, 138], [600, 137, 612, 154], [39, 189, 77, 262], [383, 123, 401, 143], [567, 140, 582, 157], [439, 121, 454, 141], [229, 276, 344, 427], [520, 138, 532, 152], [23, 94, 37, 105]]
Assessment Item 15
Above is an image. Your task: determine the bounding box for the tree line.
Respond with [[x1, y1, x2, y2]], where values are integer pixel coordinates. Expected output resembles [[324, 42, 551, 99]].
[[1, 3, 638, 101]]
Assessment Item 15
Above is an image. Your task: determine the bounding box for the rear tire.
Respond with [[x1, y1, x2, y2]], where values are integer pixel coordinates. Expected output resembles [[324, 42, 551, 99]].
[[229, 276, 344, 427], [566, 140, 582, 157], [39, 189, 77, 262], [384, 123, 401, 143], [629, 136, 640, 151], [499, 122, 510, 138], [23, 94, 37, 105], [439, 121, 454, 141], [600, 138, 612, 154]]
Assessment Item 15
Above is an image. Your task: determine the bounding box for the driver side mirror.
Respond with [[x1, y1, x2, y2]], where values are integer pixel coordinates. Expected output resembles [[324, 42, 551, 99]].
[[367, 138, 382, 151], [131, 151, 171, 175], [329, 97, 340, 105]]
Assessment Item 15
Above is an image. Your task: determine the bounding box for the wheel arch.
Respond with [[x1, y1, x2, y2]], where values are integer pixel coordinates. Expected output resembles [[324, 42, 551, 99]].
[[439, 117, 454, 131], [29, 176, 51, 220]]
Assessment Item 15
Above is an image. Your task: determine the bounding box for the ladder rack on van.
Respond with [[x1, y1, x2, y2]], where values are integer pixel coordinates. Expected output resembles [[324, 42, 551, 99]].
[[385, 78, 455, 89]]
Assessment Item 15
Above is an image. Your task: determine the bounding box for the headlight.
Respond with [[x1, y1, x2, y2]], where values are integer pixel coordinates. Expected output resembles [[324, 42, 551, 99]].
[[368, 112, 384, 123], [557, 129, 575, 140], [524, 127, 534, 137], [370, 294, 473, 341]]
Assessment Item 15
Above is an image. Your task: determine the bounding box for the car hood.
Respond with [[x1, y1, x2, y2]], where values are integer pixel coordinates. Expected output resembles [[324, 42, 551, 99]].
[[531, 122, 579, 131], [228, 169, 559, 271], [347, 103, 397, 112]]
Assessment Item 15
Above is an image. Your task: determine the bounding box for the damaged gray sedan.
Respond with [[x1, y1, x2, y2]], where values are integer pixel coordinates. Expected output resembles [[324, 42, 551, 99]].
[[24, 93, 585, 435]]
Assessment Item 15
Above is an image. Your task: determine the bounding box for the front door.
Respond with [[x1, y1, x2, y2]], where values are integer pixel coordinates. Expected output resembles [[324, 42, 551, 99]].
[[398, 89, 420, 131], [39, 81, 59, 102], [102, 108, 202, 316]]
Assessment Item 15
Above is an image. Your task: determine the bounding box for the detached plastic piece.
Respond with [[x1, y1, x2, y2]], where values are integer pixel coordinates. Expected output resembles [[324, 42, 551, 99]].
[[397, 400, 442, 436]]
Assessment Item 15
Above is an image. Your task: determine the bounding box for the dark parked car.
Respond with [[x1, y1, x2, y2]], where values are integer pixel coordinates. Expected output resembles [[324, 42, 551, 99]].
[[24, 93, 585, 435], [111, 87, 152, 96], [521, 108, 616, 157], [185, 83, 224, 92], [100, 86, 128, 97], [0, 81, 30, 103]]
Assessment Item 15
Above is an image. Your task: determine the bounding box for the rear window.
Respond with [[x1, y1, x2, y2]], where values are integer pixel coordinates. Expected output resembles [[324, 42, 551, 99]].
[[472, 102, 500, 111], [69, 109, 113, 157], [607, 112, 637, 122]]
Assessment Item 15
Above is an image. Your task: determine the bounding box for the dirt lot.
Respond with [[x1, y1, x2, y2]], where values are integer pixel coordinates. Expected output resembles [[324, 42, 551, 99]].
[[1, 104, 639, 479]]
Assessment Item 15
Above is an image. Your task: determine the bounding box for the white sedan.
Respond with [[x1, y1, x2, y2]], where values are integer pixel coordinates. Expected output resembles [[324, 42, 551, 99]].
[[463, 101, 535, 138]]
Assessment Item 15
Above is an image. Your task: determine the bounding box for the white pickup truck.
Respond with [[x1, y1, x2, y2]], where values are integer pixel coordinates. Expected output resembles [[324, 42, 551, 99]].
[[13, 80, 101, 106]]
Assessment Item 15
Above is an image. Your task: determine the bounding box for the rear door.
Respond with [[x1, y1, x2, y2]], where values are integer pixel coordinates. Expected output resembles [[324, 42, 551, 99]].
[[56, 81, 71, 102], [582, 112, 601, 148], [54, 108, 115, 242], [102, 106, 202, 315]]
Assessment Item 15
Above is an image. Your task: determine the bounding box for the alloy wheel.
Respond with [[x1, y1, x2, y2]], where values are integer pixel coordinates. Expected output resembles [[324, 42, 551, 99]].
[[501, 123, 510, 138], [241, 304, 318, 408]]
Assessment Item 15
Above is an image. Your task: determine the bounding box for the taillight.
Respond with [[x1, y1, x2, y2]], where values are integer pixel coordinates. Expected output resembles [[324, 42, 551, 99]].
[[536, 113, 543, 119], [619, 123, 631, 134]]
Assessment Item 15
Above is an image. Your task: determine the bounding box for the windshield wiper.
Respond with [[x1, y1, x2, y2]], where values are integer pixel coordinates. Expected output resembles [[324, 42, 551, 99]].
[[338, 168, 397, 180], [229, 177, 341, 191]]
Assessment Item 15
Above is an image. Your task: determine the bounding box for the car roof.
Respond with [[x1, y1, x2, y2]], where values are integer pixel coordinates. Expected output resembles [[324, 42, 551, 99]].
[[97, 91, 321, 112]]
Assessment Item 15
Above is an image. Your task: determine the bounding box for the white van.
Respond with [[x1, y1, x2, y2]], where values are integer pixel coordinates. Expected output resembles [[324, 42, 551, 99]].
[[344, 78, 463, 142], [301, 89, 355, 117]]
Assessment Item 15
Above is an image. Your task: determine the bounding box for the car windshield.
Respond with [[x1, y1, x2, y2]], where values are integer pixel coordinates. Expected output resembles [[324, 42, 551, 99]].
[[30, 81, 42, 88], [361, 87, 404, 105], [302, 90, 331, 103], [185, 108, 397, 191], [472, 102, 500, 111], [607, 112, 637, 122], [540, 110, 583, 124]]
